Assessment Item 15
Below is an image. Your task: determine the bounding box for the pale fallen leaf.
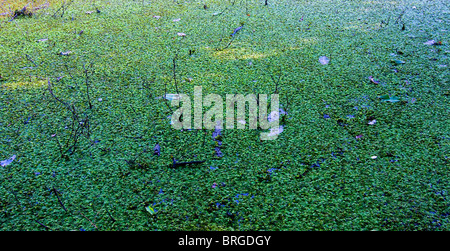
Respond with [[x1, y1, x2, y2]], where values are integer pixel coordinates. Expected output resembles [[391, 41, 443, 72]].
[[85, 11, 94, 14], [37, 38, 48, 42], [368, 119, 377, 125], [60, 51, 72, 56], [267, 126, 284, 137], [177, 32, 186, 37], [371, 156, 377, 159], [153, 15, 161, 19], [424, 40, 436, 45], [163, 94, 180, 101], [319, 56, 330, 65], [173, 18, 181, 22], [268, 111, 280, 122], [369, 76, 380, 84], [1, 155, 16, 167]]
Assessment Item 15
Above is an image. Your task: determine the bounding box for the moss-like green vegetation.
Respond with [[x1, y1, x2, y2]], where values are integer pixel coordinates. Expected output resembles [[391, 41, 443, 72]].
[[0, 0, 449, 230]]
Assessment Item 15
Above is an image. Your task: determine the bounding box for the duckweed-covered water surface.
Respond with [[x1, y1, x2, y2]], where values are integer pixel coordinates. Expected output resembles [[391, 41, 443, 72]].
[[0, 0, 449, 230]]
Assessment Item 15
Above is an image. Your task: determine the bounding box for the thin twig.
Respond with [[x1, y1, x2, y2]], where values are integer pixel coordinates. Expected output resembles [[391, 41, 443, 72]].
[[47, 79, 71, 111], [171, 159, 206, 168], [64, 63, 74, 79], [211, 0, 236, 17], [106, 208, 116, 222], [172, 53, 180, 95], [217, 33, 237, 51], [270, 74, 283, 94], [35, 219, 51, 230], [80, 211, 98, 230], [83, 63, 93, 109], [52, 0, 73, 18], [395, 10, 405, 24], [25, 54, 38, 67], [47, 79, 86, 157], [52, 186, 68, 212], [163, 82, 174, 113]]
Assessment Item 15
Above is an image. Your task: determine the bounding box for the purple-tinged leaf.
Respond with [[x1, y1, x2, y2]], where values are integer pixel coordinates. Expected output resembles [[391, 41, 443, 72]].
[[1, 155, 16, 167], [231, 26, 243, 36], [153, 143, 160, 156], [319, 56, 330, 65], [215, 147, 223, 157]]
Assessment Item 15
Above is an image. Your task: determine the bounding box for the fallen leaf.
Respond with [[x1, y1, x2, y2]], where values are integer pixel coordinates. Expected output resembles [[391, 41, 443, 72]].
[[215, 147, 223, 157], [212, 121, 222, 139], [371, 156, 377, 159], [369, 76, 380, 84], [153, 15, 161, 19], [163, 94, 180, 101], [267, 126, 284, 137], [231, 26, 243, 37], [85, 11, 94, 14], [60, 51, 72, 56], [393, 59, 405, 65], [368, 120, 377, 125], [268, 111, 280, 122], [1, 155, 16, 167], [177, 32, 186, 37], [145, 206, 155, 214], [154, 143, 160, 156], [379, 95, 401, 103], [37, 38, 48, 42], [424, 40, 442, 46], [319, 56, 330, 65], [173, 18, 181, 22]]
